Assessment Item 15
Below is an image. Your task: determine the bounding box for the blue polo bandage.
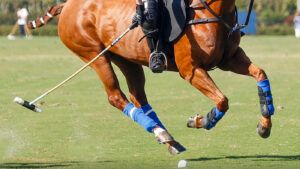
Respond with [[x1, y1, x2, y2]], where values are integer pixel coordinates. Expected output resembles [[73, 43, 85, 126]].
[[203, 107, 225, 130], [257, 79, 274, 117], [141, 104, 166, 130], [123, 103, 157, 133]]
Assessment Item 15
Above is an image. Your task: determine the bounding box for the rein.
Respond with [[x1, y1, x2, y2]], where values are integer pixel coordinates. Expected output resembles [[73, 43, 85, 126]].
[[188, 0, 254, 36]]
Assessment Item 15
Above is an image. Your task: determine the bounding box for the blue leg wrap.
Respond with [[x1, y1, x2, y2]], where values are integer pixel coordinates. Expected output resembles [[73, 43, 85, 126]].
[[202, 107, 225, 130], [123, 103, 157, 133], [141, 104, 166, 130], [257, 79, 274, 117]]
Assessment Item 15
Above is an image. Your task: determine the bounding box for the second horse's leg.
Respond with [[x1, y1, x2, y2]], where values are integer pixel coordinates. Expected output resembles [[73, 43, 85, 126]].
[[219, 47, 274, 138]]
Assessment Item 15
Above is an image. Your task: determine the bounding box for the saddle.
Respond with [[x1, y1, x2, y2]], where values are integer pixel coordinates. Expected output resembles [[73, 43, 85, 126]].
[[155, 0, 187, 62], [161, 0, 187, 42]]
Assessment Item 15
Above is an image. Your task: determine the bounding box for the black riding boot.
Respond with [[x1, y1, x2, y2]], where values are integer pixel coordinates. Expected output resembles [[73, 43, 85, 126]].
[[142, 0, 166, 73]]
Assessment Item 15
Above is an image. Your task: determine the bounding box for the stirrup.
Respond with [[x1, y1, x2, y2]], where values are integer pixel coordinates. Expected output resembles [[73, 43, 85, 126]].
[[187, 114, 203, 128], [149, 51, 168, 73]]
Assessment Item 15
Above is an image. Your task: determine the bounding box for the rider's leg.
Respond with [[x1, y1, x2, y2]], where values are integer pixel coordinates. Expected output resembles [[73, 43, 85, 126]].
[[219, 47, 274, 138], [133, 0, 144, 26], [142, 0, 166, 73]]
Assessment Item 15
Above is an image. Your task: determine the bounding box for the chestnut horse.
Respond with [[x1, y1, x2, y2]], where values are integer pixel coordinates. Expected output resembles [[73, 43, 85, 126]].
[[29, 0, 274, 154]]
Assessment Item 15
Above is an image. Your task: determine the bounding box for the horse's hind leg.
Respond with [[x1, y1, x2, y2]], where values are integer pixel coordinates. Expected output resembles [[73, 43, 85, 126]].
[[110, 54, 186, 154], [219, 47, 274, 138]]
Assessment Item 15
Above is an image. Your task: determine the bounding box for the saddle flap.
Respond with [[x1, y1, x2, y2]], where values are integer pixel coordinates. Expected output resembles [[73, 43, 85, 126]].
[[161, 0, 187, 42]]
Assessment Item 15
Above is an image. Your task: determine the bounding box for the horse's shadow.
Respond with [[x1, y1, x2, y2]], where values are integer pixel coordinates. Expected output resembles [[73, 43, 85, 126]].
[[188, 155, 300, 162], [0, 160, 114, 168]]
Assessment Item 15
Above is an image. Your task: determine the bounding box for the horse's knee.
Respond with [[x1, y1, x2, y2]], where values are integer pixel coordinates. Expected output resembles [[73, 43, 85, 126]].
[[216, 97, 229, 112], [108, 92, 128, 110]]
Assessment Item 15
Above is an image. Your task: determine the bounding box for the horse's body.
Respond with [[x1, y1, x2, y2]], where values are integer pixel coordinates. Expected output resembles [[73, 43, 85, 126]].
[[30, 0, 274, 153], [58, 0, 239, 108], [59, 0, 239, 71]]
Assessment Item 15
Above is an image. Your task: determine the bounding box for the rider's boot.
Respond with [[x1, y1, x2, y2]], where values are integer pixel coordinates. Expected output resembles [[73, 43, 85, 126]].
[[142, 0, 166, 73]]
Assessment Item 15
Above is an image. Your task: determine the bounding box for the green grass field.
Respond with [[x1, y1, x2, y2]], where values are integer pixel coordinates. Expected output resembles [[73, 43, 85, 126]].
[[0, 36, 299, 169]]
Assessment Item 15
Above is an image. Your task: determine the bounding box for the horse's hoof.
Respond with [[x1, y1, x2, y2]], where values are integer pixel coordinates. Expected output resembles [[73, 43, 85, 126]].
[[154, 128, 186, 155], [257, 122, 272, 138], [167, 141, 186, 155], [187, 114, 203, 128]]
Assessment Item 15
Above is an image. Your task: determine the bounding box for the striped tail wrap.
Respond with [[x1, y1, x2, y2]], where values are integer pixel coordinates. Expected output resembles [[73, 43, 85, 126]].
[[27, 3, 65, 30]]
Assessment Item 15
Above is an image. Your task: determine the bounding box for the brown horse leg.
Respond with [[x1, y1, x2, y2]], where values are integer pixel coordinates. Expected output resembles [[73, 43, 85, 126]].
[[110, 54, 167, 129], [110, 54, 186, 154], [109, 54, 148, 108], [178, 63, 229, 130], [79, 53, 161, 132], [80, 53, 129, 111], [219, 47, 274, 138]]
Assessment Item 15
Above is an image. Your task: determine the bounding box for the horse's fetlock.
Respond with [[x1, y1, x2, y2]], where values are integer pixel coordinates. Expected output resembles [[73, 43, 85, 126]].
[[255, 69, 266, 81], [108, 94, 124, 109], [217, 97, 229, 112]]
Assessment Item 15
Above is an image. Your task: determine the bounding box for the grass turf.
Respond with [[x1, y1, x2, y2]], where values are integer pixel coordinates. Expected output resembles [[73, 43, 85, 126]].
[[0, 36, 299, 169]]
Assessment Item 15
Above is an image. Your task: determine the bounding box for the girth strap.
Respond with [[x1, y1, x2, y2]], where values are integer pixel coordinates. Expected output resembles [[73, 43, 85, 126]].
[[187, 17, 219, 25], [188, 0, 233, 31], [187, 0, 255, 36]]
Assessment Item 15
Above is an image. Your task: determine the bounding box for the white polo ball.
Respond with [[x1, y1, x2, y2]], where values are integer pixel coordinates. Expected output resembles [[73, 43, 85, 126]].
[[178, 159, 188, 168]]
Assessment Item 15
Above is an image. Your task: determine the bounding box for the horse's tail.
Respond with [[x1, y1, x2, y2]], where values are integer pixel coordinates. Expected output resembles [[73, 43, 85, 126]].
[[27, 3, 65, 29]]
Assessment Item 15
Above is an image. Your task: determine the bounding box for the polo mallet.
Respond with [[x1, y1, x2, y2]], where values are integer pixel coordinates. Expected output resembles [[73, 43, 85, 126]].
[[14, 22, 138, 112]]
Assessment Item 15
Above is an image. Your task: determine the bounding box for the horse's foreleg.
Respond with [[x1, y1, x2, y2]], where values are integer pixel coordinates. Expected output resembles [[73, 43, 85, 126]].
[[110, 55, 186, 154], [79, 53, 159, 135], [110, 54, 167, 129], [83, 54, 128, 110], [178, 63, 229, 130], [219, 47, 274, 138]]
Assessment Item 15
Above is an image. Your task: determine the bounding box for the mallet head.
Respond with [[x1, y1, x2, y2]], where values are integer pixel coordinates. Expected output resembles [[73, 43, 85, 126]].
[[13, 97, 42, 113]]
